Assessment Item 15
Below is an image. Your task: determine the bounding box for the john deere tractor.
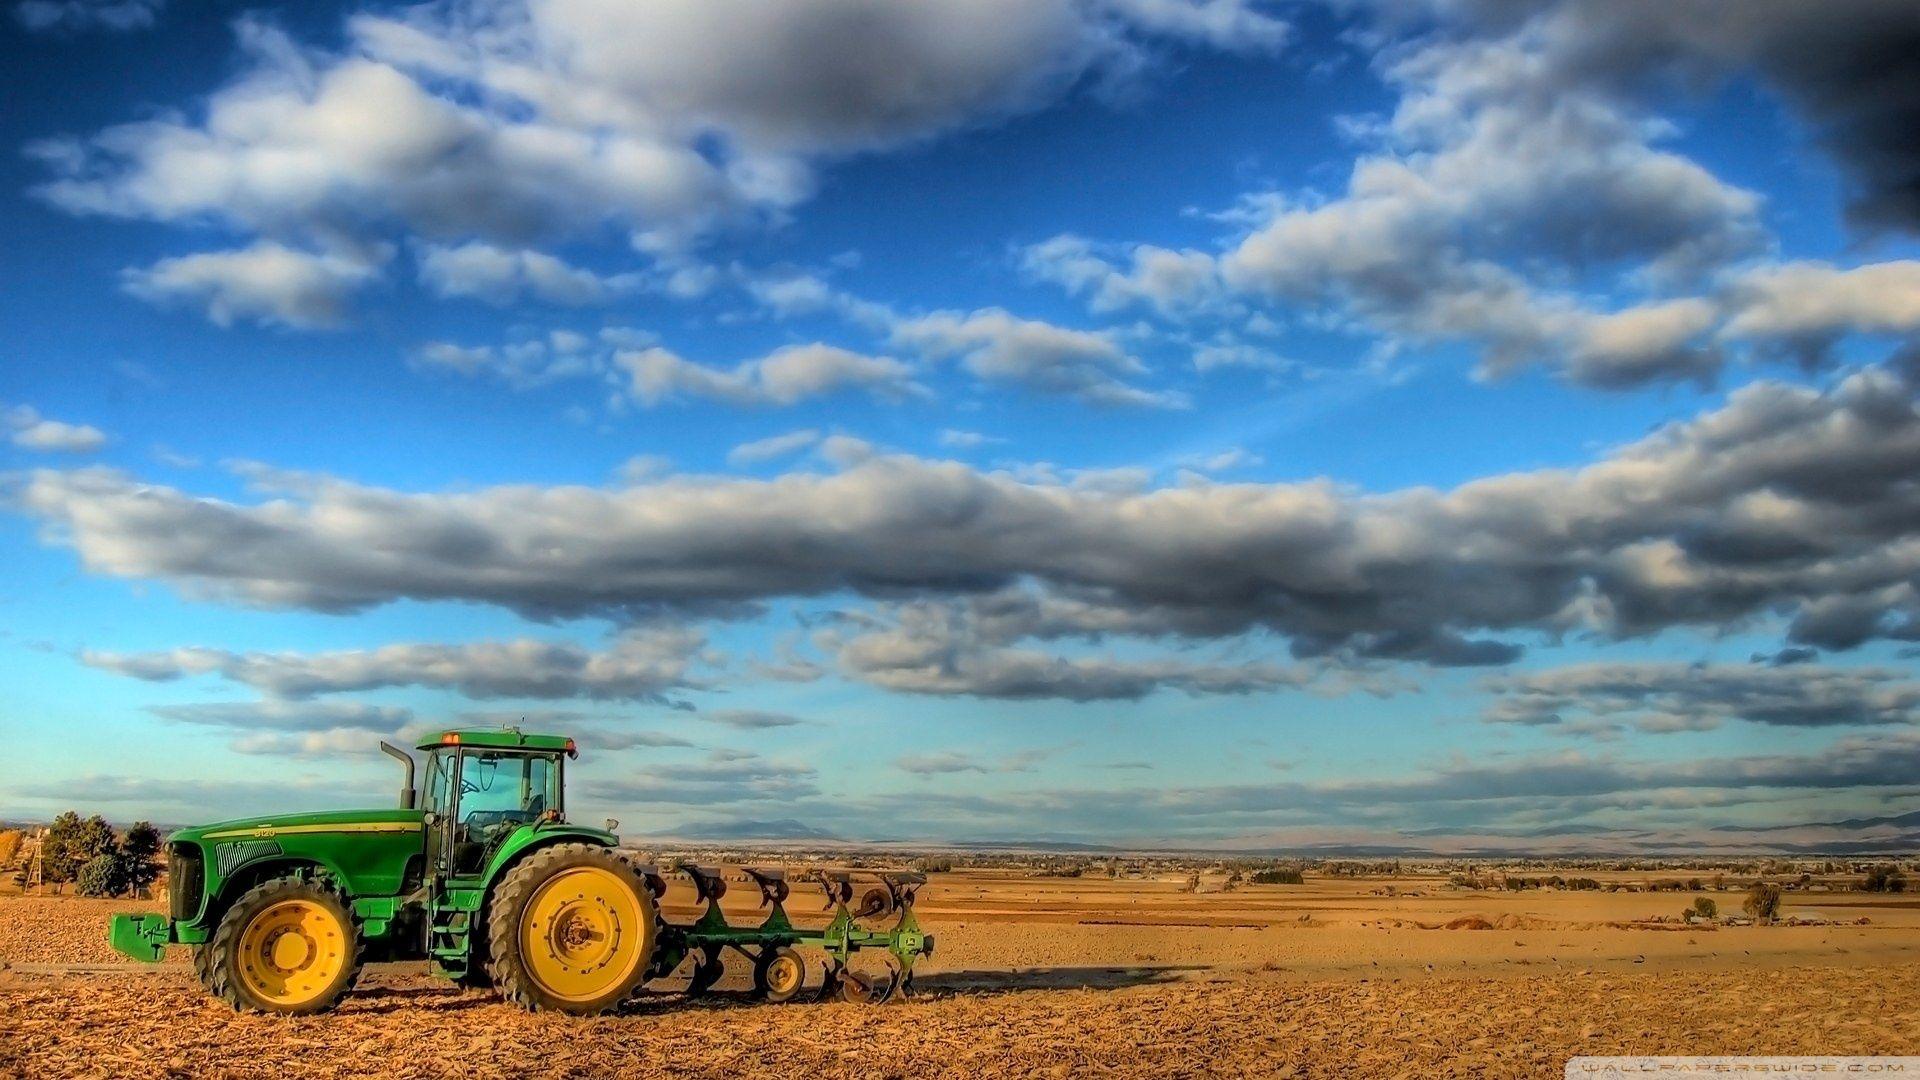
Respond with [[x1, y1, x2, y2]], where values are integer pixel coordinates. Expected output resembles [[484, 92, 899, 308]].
[[108, 730, 930, 1014]]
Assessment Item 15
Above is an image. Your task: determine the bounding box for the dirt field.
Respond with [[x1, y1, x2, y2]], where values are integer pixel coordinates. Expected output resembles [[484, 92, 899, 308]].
[[4, 870, 1918, 1077]]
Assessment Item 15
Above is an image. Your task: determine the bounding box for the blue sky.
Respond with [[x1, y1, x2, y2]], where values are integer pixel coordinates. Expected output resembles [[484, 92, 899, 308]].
[[3, 0, 1919, 850]]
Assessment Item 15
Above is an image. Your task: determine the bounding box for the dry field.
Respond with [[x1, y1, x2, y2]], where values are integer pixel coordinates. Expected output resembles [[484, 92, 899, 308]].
[[3, 870, 1918, 1078]]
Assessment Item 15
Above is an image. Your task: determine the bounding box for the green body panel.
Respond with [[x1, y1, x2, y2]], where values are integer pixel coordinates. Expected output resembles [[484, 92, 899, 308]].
[[168, 808, 426, 930]]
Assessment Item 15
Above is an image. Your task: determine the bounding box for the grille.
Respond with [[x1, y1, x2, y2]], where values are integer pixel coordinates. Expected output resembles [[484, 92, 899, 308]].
[[168, 845, 204, 922]]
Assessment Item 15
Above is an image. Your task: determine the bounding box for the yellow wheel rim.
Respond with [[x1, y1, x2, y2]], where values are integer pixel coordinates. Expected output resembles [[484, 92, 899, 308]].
[[519, 866, 648, 1004], [237, 899, 348, 1008], [766, 954, 803, 996]]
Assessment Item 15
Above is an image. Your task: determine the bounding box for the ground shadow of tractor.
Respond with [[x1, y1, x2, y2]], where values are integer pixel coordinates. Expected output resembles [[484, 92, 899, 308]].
[[343, 964, 1205, 1015], [913, 964, 1206, 994]]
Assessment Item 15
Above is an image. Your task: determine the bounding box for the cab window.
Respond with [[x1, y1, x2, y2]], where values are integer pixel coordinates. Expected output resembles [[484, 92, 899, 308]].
[[457, 751, 559, 831]]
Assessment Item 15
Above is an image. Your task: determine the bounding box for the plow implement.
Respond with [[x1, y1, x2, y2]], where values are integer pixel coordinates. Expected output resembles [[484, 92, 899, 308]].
[[632, 863, 932, 1004]]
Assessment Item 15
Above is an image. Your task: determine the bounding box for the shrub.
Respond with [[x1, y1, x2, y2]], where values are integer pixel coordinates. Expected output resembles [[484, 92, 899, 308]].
[[1251, 867, 1304, 885], [910, 857, 953, 874], [1862, 865, 1907, 893], [1690, 897, 1718, 920], [1744, 882, 1783, 922]]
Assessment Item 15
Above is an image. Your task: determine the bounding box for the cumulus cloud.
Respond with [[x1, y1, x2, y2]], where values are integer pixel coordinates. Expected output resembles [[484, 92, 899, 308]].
[[820, 595, 1314, 700], [84, 626, 712, 704], [1022, 3, 1920, 389], [5, 405, 108, 453], [121, 242, 380, 329], [1411, 0, 1920, 233], [14, 0, 161, 33], [1211, 21, 1765, 383], [411, 336, 605, 390], [739, 269, 1186, 407], [619, 343, 925, 408], [17, 368, 1920, 660], [891, 307, 1184, 407], [1022, 235, 1226, 318], [417, 242, 637, 306], [32, 1, 1287, 259], [1720, 261, 1920, 357], [144, 699, 420, 758], [1484, 662, 1920, 732]]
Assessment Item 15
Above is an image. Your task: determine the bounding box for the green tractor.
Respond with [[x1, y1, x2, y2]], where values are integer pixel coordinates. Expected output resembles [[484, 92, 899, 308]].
[[107, 729, 931, 1015]]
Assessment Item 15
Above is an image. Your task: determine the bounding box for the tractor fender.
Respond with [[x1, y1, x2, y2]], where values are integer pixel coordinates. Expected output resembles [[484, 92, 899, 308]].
[[478, 823, 620, 893], [199, 854, 357, 932]]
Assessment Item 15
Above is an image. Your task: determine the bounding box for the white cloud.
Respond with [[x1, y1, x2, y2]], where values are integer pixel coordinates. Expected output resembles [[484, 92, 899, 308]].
[[34, 1, 1288, 256], [1184, 447, 1262, 472], [1213, 26, 1766, 383], [937, 428, 1004, 449], [410, 331, 605, 390], [615, 455, 674, 484], [86, 626, 712, 703], [728, 429, 822, 465], [618, 343, 925, 407], [417, 242, 638, 306], [5, 405, 108, 453], [122, 242, 380, 329], [891, 307, 1185, 407], [20, 368, 1920, 661], [1022, 234, 1225, 317], [1722, 261, 1920, 344]]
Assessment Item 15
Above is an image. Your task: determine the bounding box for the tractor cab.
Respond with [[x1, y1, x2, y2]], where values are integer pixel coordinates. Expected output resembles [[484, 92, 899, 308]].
[[416, 730, 575, 879]]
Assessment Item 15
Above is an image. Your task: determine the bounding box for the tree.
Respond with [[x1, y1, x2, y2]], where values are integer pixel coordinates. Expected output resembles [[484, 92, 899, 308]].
[[40, 811, 86, 883], [1863, 865, 1907, 893], [42, 812, 129, 889], [1744, 882, 1783, 922], [75, 853, 125, 898], [1690, 897, 1718, 920], [121, 821, 163, 894]]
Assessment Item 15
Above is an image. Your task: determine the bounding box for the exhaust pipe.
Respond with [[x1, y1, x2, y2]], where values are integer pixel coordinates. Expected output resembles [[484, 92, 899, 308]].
[[380, 742, 417, 809]]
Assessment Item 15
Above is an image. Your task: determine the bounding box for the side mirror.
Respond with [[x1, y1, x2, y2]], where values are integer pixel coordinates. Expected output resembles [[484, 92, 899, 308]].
[[604, 818, 620, 833]]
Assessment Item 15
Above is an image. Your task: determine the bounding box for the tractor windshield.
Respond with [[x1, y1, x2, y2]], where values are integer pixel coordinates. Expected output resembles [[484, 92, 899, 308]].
[[458, 751, 561, 831]]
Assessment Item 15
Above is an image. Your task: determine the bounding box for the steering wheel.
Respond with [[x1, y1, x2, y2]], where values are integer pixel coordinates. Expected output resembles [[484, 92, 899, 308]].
[[460, 778, 481, 794]]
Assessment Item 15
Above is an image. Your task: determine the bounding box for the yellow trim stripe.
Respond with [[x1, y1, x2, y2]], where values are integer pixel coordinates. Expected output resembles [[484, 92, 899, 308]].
[[203, 822, 423, 840]]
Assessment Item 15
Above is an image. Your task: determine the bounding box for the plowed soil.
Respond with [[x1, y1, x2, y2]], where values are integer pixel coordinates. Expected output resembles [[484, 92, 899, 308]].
[[5, 871, 1918, 1078]]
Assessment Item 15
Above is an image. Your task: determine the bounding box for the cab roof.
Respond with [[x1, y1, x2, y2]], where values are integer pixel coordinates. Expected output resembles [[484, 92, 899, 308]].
[[418, 730, 576, 753]]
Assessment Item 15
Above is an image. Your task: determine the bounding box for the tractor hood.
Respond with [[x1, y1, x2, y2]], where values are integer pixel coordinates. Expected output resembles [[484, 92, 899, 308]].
[[170, 807, 425, 845]]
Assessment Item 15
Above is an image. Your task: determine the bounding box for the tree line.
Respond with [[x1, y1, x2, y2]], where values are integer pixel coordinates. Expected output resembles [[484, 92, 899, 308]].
[[15, 812, 163, 897]]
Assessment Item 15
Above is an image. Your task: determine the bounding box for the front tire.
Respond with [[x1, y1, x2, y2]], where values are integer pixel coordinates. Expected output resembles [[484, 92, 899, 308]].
[[486, 843, 657, 1014], [206, 877, 360, 1014]]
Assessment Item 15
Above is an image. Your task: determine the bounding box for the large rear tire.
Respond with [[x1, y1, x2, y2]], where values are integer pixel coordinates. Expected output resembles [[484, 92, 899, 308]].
[[205, 876, 361, 1014], [486, 843, 657, 1014]]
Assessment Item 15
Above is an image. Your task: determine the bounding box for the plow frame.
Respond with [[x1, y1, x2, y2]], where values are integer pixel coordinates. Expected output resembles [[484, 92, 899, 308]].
[[641, 863, 933, 1001]]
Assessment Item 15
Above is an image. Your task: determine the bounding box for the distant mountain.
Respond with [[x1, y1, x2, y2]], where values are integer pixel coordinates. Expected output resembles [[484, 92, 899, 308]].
[[666, 818, 841, 841]]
